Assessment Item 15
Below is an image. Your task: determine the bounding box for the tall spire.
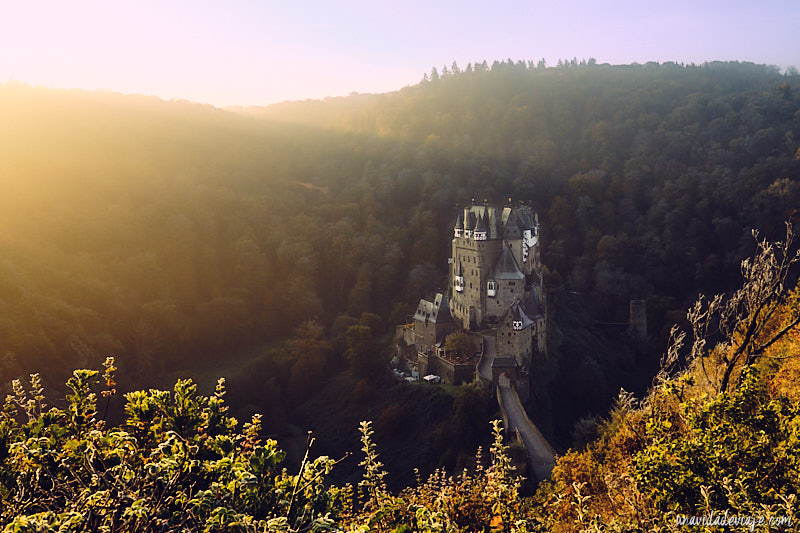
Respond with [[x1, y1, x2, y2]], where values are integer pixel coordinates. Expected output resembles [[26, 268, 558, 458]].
[[503, 210, 521, 239], [454, 212, 464, 238], [474, 210, 487, 240], [464, 211, 476, 239]]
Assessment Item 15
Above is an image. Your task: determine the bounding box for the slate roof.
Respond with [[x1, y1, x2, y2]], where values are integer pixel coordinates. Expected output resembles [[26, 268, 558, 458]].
[[413, 293, 453, 324], [474, 211, 487, 232], [503, 211, 522, 239], [491, 247, 525, 280], [454, 205, 537, 241], [465, 211, 477, 230], [492, 356, 518, 368], [515, 206, 537, 230], [456, 206, 500, 239], [509, 299, 535, 329]]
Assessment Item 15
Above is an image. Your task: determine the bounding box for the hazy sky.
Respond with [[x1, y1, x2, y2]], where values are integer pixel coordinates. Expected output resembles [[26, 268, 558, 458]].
[[1, 1, 798, 107]]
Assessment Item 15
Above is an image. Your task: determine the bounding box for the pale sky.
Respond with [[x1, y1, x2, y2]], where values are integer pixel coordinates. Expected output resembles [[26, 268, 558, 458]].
[[1, 0, 798, 107]]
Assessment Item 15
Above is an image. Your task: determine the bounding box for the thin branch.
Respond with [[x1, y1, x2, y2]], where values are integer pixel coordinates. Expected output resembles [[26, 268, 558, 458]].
[[287, 430, 314, 520], [754, 316, 800, 356], [297, 452, 351, 495]]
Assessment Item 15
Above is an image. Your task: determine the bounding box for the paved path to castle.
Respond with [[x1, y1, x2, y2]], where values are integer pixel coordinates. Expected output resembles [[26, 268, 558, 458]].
[[497, 377, 555, 482], [477, 334, 495, 380]]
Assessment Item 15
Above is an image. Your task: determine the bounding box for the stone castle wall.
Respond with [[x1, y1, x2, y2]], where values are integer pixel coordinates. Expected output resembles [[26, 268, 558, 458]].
[[450, 237, 501, 328]]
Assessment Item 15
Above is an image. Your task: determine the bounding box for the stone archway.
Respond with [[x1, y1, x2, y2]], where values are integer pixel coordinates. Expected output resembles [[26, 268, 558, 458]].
[[498, 372, 511, 388]]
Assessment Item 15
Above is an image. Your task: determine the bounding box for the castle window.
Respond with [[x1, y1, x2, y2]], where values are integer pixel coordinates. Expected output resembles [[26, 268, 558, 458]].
[[487, 280, 497, 297], [508, 282, 516, 286]]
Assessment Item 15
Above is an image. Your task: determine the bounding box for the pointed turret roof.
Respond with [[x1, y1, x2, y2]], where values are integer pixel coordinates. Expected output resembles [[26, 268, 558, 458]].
[[465, 211, 477, 230], [489, 209, 502, 239], [433, 293, 453, 323], [475, 211, 487, 232], [515, 206, 536, 230], [503, 211, 522, 239], [457, 204, 538, 240], [509, 299, 534, 329], [491, 247, 525, 280]]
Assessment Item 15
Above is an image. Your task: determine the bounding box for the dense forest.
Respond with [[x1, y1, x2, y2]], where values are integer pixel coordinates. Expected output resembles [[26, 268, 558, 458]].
[[1, 235, 798, 530], [1, 60, 799, 488]]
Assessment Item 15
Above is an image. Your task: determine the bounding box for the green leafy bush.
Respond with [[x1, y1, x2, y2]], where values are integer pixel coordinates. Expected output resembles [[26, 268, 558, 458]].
[[0, 358, 339, 532], [1, 358, 532, 532]]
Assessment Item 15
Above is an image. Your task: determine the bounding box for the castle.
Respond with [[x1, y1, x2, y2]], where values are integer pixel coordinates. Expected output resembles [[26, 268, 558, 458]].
[[405, 203, 546, 385]]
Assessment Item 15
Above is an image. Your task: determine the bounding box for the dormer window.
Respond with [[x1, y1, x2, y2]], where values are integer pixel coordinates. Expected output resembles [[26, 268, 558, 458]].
[[512, 320, 523, 331], [487, 281, 497, 297], [464, 228, 472, 239], [454, 228, 462, 238], [474, 230, 487, 240]]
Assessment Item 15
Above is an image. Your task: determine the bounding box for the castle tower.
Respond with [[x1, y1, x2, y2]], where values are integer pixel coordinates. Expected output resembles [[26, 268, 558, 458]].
[[496, 299, 534, 372], [409, 202, 546, 385], [449, 204, 541, 332], [629, 300, 647, 345], [454, 212, 463, 238]]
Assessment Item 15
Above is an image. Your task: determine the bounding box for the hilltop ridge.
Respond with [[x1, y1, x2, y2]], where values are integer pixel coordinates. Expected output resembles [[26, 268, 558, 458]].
[[0, 60, 798, 494]]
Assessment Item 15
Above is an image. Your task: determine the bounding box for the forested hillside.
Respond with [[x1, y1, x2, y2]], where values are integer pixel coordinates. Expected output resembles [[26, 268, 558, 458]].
[[255, 60, 800, 321], [1, 251, 798, 531], [1, 60, 799, 482], [529, 227, 800, 531], [0, 83, 420, 388]]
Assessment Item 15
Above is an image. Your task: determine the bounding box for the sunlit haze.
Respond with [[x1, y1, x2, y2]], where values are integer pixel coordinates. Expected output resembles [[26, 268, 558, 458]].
[[1, 0, 799, 107]]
